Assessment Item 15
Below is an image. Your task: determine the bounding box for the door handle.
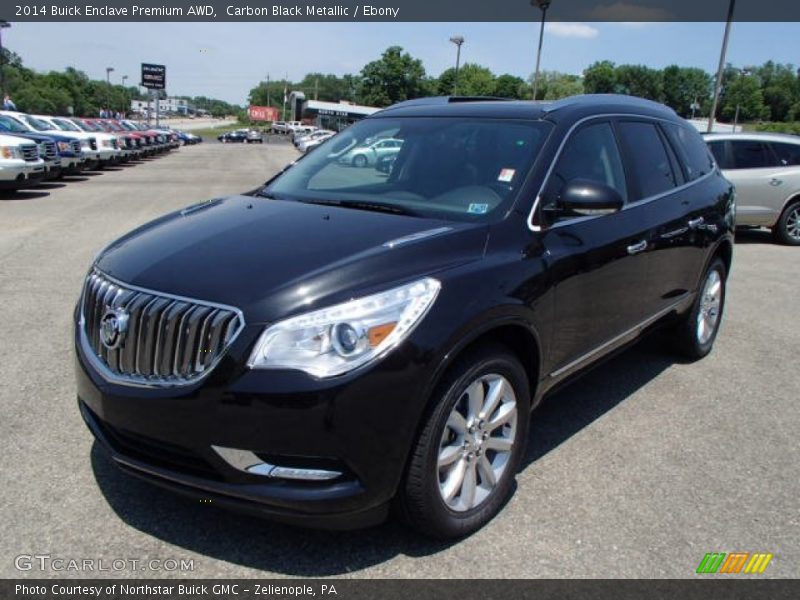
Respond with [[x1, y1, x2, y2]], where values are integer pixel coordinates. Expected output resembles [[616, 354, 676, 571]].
[[688, 217, 705, 230], [627, 240, 648, 255], [770, 178, 783, 187]]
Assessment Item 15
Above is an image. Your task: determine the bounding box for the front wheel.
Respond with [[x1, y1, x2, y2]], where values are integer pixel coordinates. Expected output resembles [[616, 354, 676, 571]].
[[398, 345, 530, 539], [352, 154, 367, 168], [671, 257, 727, 360], [772, 201, 800, 246]]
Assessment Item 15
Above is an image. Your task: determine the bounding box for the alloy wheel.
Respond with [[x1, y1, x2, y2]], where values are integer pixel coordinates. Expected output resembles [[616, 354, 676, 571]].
[[697, 269, 722, 345], [437, 374, 518, 512], [786, 205, 800, 242]]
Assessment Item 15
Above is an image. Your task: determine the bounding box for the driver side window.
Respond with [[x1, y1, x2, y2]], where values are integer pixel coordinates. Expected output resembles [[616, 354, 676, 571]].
[[542, 122, 628, 221]]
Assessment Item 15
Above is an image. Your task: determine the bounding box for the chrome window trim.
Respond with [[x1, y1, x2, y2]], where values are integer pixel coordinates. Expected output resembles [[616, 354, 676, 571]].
[[78, 267, 246, 389], [528, 113, 715, 232]]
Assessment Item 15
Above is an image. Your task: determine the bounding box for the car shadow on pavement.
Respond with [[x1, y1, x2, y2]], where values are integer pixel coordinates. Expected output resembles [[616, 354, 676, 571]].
[[0, 190, 50, 201], [733, 228, 775, 245], [90, 335, 676, 576], [522, 334, 676, 469]]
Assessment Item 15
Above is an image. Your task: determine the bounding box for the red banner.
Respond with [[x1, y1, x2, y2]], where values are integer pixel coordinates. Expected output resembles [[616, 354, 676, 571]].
[[248, 105, 280, 122]]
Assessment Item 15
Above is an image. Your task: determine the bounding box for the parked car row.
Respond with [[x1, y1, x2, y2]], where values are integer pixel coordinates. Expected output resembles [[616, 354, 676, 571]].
[[0, 110, 199, 192], [293, 128, 336, 153]]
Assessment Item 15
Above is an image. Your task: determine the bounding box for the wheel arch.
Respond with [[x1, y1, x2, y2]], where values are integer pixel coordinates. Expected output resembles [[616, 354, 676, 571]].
[[423, 317, 543, 413]]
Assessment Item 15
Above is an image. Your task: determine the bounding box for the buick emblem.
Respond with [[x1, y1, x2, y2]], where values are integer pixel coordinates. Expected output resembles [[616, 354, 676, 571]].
[[100, 307, 129, 350]]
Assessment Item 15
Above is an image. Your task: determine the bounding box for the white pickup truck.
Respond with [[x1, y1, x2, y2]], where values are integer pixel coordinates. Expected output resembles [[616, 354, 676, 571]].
[[0, 133, 46, 191]]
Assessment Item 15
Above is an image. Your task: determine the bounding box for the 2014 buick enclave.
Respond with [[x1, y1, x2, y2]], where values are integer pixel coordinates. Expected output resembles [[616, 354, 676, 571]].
[[75, 95, 735, 539]]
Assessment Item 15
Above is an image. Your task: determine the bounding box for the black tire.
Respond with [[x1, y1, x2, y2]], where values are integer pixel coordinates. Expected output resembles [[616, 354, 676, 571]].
[[398, 344, 530, 540], [772, 200, 800, 246], [671, 257, 727, 360], [352, 154, 367, 168]]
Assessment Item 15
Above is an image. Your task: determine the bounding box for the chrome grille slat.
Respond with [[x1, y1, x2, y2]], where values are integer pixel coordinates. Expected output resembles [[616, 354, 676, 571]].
[[80, 270, 243, 386], [21, 144, 38, 162]]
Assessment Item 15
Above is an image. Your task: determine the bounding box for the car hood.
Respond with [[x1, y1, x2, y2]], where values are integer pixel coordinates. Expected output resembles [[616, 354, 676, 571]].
[[1, 130, 72, 144], [95, 195, 487, 322]]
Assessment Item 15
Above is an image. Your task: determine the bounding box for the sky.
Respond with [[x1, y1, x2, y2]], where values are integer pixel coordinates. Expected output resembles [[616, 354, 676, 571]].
[[5, 21, 799, 105]]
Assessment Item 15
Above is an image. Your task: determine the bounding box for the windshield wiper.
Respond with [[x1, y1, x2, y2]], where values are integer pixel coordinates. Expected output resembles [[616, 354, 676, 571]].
[[299, 198, 420, 217]]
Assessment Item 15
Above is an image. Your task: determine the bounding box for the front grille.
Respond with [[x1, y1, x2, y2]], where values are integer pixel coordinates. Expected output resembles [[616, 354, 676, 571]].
[[111, 138, 119, 150], [124, 137, 133, 149], [81, 269, 244, 385], [71, 140, 82, 154], [89, 137, 97, 151], [39, 140, 57, 160], [21, 144, 38, 162]]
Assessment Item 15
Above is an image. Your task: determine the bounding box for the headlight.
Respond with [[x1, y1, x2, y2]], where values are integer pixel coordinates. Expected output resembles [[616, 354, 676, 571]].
[[0, 146, 22, 159], [57, 141, 71, 153], [247, 278, 441, 378]]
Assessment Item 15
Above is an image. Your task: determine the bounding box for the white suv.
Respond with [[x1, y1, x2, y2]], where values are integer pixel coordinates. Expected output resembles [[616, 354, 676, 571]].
[[0, 133, 46, 190], [705, 133, 800, 245]]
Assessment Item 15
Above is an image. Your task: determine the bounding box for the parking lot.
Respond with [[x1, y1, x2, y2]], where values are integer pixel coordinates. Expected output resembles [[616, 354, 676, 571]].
[[0, 142, 797, 579]]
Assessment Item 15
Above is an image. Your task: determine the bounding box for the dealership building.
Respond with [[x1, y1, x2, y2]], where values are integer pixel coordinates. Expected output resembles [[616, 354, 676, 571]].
[[130, 97, 191, 115], [288, 92, 379, 130]]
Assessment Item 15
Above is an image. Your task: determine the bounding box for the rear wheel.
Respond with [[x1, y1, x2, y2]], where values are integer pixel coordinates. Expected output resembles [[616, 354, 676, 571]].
[[671, 257, 726, 360], [399, 345, 530, 539], [772, 201, 800, 246]]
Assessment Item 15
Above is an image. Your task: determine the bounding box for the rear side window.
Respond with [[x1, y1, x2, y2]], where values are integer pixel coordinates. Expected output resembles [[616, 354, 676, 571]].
[[729, 141, 778, 170], [707, 141, 731, 169], [542, 122, 628, 211], [616, 121, 678, 200], [663, 123, 715, 181], [769, 142, 800, 166]]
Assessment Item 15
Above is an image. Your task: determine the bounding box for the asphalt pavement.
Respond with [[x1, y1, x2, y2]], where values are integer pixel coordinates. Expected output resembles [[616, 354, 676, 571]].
[[0, 143, 797, 579]]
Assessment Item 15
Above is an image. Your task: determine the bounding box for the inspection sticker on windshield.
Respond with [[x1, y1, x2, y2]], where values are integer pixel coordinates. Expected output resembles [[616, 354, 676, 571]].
[[468, 203, 489, 215], [498, 168, 516, 183]]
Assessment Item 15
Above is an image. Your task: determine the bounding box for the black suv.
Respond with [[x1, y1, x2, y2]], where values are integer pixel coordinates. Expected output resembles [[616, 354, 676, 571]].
[[75, 95, 734, 539]]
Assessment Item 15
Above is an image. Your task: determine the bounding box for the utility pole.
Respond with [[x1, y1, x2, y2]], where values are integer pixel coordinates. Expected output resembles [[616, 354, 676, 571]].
[[708, 0, 736, 133], [449, 36, 464, 96], [531, 0, 552, 101]]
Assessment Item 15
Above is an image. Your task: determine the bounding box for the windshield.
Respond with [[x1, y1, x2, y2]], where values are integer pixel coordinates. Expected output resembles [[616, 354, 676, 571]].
[[266, 117, 551, 222], [22, 115, 57, 131], [53, 118, 81, 132], [0, 114, 30, 133]]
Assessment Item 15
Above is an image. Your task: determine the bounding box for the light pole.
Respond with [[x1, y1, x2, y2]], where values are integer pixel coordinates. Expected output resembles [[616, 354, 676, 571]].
[[708, 0, 736, 133], [449, 36, 464, 96], [121, 75, 128, 115], [531, 0, 551, 101], [105, 67, 114, 115], [0, 21, 11, 101]]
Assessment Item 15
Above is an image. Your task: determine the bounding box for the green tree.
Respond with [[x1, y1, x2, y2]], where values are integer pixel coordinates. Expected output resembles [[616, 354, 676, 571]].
[[537, 71, 584, 100], [614, 65, 664, 101], [437, 63, 495, 96], [358, 46, 429, 107], [662, 65, 712, 117], [720, 71, 767, 122], [493, 73, 528, 99], [583, 60, 617, 94]]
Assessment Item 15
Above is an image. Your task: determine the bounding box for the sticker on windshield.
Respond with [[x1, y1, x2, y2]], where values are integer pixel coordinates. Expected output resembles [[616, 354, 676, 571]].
[[468, 203, 489, 215], [498, 168, 516, 183]]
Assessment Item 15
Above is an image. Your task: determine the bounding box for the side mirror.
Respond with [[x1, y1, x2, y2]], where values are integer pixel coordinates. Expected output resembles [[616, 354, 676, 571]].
[[560, 178, 624, 216]]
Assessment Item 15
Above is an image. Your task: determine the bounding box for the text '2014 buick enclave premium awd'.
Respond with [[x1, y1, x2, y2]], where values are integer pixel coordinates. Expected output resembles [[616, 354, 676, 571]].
[[75, 95, 735, 539]]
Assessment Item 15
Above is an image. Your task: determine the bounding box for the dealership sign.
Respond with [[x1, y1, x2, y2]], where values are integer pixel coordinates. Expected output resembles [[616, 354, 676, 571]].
[[248, 105, 280, 122], [141, 63, 166, 90]]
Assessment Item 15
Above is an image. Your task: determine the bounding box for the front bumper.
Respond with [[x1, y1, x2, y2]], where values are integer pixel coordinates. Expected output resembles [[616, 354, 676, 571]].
[[0, 161, 46, 187], [75, 321, 434, 529]]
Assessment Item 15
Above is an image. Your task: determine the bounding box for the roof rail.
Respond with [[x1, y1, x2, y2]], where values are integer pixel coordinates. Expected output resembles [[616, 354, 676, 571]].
[[380, 96, 512, 111]]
